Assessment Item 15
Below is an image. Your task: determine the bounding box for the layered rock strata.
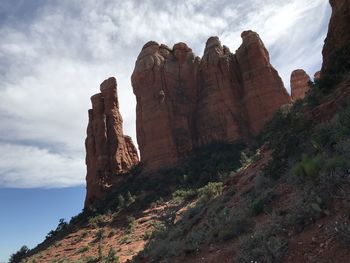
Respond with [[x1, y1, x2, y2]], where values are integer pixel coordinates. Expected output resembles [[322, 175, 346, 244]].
[[85, 77, 139, 207]]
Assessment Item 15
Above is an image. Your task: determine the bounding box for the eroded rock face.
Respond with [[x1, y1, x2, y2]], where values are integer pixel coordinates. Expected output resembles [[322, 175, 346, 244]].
[[236, 31, 291, 135], [196, 36, 244, 146], [85, 77, 139, 207], [131, 41, 199, 171], [290, 69, 311, 100], [132, 31, 291, 172], [322, 0, 350, 73]]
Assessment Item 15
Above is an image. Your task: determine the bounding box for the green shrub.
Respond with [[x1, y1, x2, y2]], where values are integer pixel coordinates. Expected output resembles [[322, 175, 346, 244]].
[[249, 190, 277, 216], [236, 226, 287, 263], [117, 194, 125, 210], [9, 246, 29, 263], [258, 108, 312, 179], [171, 189, 197, 205], [95, 229, 105, 242], [150, 197, 164, 208], [217, 212, 250, 241], [126, 191, 136, 206], [89, 214, 109, 228], [98, 243, 103, 261], [85, 256, 99, 263], [120, 234, 133, 244], [77, 246, 89, 253], [292, 154, 322, 180], [108, 229, 116, 237], [126, 216, 136, 234], [198, 182, 223, 203], [104, 248, 119, 263], [143, 220, 167, 240]]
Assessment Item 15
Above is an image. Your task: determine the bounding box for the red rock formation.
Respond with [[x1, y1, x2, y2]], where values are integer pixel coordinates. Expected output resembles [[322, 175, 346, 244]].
[[132, 31, 291, 172], [290, 69, 311, 100], [314, 71, 321, 80], [236, 31, 291, 135], [196, 36, 244, 146], [85, 77, 139, 207], [131, 42, 199, 171], [322, 0, 350, 73]]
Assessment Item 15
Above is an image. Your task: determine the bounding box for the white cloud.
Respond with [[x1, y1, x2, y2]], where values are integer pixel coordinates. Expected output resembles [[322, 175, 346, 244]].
[[0, 143, 84, 188], [0, 0, 331, 188]]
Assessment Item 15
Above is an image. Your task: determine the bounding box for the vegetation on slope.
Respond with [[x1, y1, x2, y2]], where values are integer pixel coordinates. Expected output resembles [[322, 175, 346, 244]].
[[13, 45, 350, 263]]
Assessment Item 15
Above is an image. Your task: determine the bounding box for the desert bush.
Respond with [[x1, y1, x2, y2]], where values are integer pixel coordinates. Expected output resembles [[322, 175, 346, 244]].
[[104, 248, 119, 263], [89, 214, 109, 228], [94, 229, 105, 242], [9, 245, 30, 263], [108, 229, 116, 237], [284, 191, 329, 233], [120, 234, 133, 244], [126, 216, 136, 234], [85, 256, 99, 263], [77, 246, 89, 253], [236, 225, 287, 263], [171, 189, 197, 205], [198, 182, 223, 203], [249, 190, 277, 216], [45, 219, 69, 239], [216, 211, 251, 241], [292, 154, 323, 180]]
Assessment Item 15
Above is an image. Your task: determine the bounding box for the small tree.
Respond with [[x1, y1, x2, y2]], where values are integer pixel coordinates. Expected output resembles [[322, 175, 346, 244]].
[[117, 194, 125, 210], [9, 245, 29, 263]]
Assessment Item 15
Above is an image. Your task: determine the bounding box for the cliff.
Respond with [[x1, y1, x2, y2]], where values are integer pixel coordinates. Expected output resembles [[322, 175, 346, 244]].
[[132, 31, 291, 172], [85, 77, 139, 207], [322, 0, 350, 73]]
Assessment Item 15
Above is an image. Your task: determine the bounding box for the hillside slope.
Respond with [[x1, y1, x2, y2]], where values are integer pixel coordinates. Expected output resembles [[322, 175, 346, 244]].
[[19, 69, 350, 262], [10, 0, 350, 262]]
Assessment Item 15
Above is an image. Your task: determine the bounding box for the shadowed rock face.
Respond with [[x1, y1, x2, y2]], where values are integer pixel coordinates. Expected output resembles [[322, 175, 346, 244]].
[[290, 69, 311, 100], [132, 31, 291, 172], [85, 77, 139, 207], [322, 0, 350, 73]]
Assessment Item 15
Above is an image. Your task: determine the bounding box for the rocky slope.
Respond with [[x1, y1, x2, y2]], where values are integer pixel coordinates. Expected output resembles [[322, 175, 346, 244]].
[[132, 31, 290, 173], [85, 77, 139, 207], [14, 0, 350, 263]]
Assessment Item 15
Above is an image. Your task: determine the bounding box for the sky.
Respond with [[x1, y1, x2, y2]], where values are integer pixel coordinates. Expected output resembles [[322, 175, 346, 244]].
[[0, 0, 331, 261]]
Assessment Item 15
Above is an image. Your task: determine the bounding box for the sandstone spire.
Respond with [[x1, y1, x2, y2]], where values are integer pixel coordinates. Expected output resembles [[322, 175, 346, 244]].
[[290, 69, 311, 100], [85, 77, 139, 207]]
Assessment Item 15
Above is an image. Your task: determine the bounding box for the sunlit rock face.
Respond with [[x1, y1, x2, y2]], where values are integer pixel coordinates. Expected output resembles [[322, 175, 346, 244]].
[[132, 31, 291, 172], [290, 69, 311, 100], [85, 77, 139, 208]]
